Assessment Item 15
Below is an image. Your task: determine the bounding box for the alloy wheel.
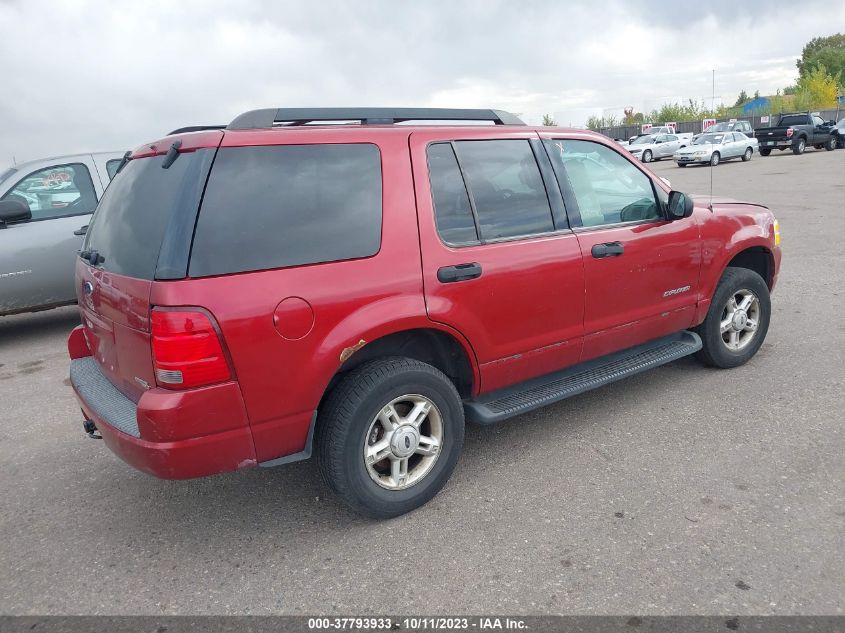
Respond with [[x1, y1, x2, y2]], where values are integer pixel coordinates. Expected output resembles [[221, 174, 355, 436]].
[[363, 394, 443, 490], [719, 289, 761, 351]]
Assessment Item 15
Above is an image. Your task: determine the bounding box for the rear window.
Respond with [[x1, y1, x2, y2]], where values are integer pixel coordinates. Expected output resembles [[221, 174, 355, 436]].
[[189, 144, 382, 277], [83, 149, 215, 280], [778, 115, 808, 126]]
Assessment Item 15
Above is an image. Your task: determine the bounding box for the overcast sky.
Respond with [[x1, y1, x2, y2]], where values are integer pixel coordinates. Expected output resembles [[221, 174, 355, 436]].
[[2, 0, 843, 164]]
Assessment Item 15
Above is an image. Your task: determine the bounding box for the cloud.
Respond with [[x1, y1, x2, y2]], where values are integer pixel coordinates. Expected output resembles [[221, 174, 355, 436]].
[[1, 0, 842, 163]]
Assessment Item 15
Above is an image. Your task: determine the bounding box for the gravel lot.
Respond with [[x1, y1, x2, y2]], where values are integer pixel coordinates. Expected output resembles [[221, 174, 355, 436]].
[[1, 147, 843, 615]]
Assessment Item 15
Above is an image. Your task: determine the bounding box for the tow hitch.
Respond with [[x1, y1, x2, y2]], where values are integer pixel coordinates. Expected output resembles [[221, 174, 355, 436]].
[[83, 419, 102, 440]]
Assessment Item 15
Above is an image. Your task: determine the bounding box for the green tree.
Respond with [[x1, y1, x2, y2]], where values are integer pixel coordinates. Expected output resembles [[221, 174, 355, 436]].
[[794, 64, 840, 110], [734, 90, 749, 107], [797, 33, 845, 87], [541, 114, 556, 126]]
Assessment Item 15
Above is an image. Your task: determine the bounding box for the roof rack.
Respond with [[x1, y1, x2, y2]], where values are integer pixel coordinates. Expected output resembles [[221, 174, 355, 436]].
[[227, 108, 525, 129], [168, 125, 227, 135]]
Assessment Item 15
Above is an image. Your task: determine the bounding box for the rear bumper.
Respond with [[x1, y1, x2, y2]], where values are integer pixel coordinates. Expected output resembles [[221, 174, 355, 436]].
[[69, 355, 257, 479], [758, 140, 794, 149]]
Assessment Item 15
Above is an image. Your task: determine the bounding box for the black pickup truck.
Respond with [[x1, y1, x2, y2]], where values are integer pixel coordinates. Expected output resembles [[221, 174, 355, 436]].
[[754, 112, 837, 155]]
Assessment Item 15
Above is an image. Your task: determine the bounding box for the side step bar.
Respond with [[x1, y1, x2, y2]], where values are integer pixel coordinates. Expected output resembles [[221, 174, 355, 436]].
[[464, 331, 702, 425]]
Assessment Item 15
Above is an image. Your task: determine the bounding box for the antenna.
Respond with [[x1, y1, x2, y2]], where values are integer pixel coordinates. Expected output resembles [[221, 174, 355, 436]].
[[709, 69, 715, 212]]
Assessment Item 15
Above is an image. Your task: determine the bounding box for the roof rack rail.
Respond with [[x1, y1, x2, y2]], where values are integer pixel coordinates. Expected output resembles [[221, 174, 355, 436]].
[[227, 108, 525, 130], [168, 125, 227, 135]]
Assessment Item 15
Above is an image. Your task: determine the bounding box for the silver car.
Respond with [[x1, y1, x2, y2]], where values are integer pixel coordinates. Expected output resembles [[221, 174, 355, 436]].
[[674, 132, 759, 167], [625, 133, 690, 163], [0, 152, 125, 316]]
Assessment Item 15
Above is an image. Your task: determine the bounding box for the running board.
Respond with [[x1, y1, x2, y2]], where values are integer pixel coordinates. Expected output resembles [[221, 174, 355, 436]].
[[464, 331, 702, 425]]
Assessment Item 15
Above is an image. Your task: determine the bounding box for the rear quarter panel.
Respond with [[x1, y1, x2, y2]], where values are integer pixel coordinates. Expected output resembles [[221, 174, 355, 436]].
[[149, 128, 447, 462]]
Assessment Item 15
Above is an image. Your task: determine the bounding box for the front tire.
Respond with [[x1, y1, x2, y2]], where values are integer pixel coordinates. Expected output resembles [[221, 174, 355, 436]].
[[642, 150, 653, 163], [792, 137, 806, 155], [742, 147, 752, 161], [710, 152, 720, 166], [825, 137, 836, 151], [695, 267, 771, 369], [316, 357, 465, 518]]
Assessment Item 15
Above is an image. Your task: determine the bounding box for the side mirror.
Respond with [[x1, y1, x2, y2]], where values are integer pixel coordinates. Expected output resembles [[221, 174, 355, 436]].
[[0, 199, 32, 225], [667, 191, 694, 220]]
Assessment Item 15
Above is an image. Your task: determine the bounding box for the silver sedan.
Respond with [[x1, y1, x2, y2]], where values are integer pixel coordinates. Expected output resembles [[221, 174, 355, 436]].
[[674, 132, 759, 167], [625, 133, 687, 163]]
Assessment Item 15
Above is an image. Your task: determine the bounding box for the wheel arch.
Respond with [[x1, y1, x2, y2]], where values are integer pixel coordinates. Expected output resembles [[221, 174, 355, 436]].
[[725, 246, 774, 289], [694, 240, 776, 326], [318, 326, 479, 411]]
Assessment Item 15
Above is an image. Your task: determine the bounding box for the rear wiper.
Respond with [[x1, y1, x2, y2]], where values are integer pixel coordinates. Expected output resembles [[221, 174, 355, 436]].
[[161, 140, 183, 169], [114, 151, 131, 175]]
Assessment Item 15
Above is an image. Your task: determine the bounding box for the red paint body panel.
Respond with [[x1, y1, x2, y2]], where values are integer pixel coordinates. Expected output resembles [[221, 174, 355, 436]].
[[409, 128, 585, 393], [72, 379, 255, 479], [68, 124, 781, 480]]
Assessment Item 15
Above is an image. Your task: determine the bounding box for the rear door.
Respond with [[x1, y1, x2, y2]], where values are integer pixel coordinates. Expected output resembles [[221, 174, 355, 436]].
[[539, 134, 700, 361], [79, 136, 220, 400], [411, 129, 585, 394], [0, 158, 101, 314]]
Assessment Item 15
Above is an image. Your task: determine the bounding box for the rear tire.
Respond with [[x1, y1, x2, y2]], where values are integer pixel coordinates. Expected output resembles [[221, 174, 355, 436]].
[[694, 267, 771, 369], [760, 148, 771, 156], [710, 152, 720, 166], [316, 357, 465, 519], [677, 163, 687, 167], [792, 137, 806, 155], [741, 147, 752, 161]]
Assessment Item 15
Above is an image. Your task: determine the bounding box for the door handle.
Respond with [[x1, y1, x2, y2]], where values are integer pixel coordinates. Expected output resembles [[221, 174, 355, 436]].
[[73, 225, 88, 236], [591, 242, 624, 258], [437, 262, 482, 283]]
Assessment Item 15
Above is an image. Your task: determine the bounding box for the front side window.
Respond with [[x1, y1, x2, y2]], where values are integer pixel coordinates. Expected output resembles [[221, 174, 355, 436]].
[[1, 163, 97, 220], [544, 139, 660, 228], [190, 143, 382, 277], [453, 140, 554, 240]]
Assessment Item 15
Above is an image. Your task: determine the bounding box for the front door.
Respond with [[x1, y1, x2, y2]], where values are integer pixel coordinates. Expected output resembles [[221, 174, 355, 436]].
[[411, 130, 585, 394], [0, 159, 102, 314], [539, 134, 701, 361]]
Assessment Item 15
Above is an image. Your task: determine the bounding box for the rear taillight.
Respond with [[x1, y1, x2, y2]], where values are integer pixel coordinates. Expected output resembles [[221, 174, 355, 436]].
[[786, 128, 794, 138], [151, 308, 232, 389]]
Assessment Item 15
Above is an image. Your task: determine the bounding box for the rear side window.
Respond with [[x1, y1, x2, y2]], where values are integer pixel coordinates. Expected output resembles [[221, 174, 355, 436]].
[[455, 140, 554, 240], [190, 144, 382, 277], [427, 143, 478, 245], [84, 149, 215, 280]]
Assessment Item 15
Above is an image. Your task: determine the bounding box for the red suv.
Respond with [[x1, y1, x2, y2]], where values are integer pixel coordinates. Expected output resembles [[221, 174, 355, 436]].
[[68, 108, 781, 518]]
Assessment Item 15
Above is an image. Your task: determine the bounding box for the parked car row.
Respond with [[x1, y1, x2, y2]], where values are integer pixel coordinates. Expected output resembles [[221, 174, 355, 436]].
[[611, 113, 844, 168]]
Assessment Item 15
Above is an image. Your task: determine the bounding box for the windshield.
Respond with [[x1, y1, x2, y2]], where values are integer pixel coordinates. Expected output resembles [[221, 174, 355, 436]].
[[694, 133, 725, 145], [707, 123, 730, 132], [631, 135, 656, 145], [0, 167, 17, 186]]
